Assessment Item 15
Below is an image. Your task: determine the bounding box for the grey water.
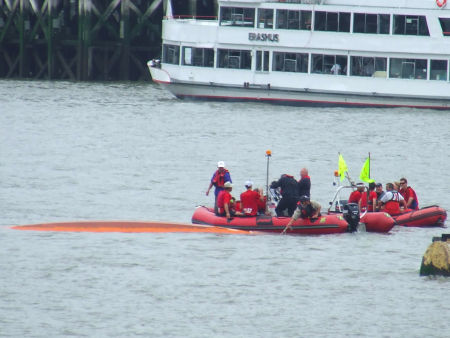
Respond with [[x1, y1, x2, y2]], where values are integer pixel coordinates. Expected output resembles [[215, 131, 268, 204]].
[[0, 79, 449, 337]]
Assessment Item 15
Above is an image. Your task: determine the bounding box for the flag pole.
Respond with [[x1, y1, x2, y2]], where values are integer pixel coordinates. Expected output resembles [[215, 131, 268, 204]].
[[265, 150, 272, 213]]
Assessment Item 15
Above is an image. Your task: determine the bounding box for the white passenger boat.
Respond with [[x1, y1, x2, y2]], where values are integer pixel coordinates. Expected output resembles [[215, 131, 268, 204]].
[[148, 0, 450, 109]]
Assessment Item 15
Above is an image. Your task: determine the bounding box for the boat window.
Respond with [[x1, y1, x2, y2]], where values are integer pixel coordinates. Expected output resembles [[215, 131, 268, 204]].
[[258, 9, 273, 29], [276, 10, 311, 30], [393, 15, 429, 36], [217, 49, 251, 69], [353, 13, 390, 34], [272, 52, 308, 73], [220, 7, 255, 27], [256, 51, 270, 71], [350, 56, 387, 77], [439, 18, 450, 36], [182, 47, 214, 67], [312, 54, 348, 75], [389, 58, 427, 79], [430, 60, 448, 81], [314, 11, 350, 32], [162, 44, 180, 65]]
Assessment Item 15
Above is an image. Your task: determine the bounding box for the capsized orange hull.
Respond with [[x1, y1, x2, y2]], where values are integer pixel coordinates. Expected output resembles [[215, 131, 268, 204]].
[[392, 206, 447, 227], [11, 220, 252, 234]]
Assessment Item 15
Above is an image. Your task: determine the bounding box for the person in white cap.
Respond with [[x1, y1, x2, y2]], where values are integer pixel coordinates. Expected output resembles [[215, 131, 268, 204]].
[[240, 180, 263, 216], [206, 161, 232, 211]]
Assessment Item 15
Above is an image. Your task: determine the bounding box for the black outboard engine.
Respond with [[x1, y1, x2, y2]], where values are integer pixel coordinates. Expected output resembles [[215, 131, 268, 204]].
[[343, 203, 360, 232]]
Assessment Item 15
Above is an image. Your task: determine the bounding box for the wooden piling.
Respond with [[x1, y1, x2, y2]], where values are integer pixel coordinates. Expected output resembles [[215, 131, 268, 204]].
[[0, 0, 166, 80], [420, 234, 450, 277]]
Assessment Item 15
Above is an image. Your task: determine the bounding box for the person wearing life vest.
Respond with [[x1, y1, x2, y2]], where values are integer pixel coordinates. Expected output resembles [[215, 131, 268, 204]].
[[216, 182, 240, 219], [270, 174, 299, 217], [375, 183, 385, 211], [348, 182, 365, 208], [398, 177, 419, 210], [240, 180, 263, 216], [297, 167, 311, 198], [360, 182, 378, 212], [285, 195, 321, 231], [206, 161, 232, 210], [379, 182, 407, 215]]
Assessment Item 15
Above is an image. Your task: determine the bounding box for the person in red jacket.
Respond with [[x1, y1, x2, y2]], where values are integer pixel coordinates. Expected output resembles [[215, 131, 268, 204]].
[[240, 181, 263, 216], [206, 161, 232, 212], [360, 182, 378, 212], [216, 182, 236, 219], [348, 183, 365, 204], [399, 177, 419, 210]]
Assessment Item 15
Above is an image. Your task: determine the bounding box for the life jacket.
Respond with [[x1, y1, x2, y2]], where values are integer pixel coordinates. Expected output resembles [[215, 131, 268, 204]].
[[384, 191, 402, 215], [366, 191, 377, 212], [212, 169, 229, 188], [297, 202, 313, 219], [360, 192, 368, 210]]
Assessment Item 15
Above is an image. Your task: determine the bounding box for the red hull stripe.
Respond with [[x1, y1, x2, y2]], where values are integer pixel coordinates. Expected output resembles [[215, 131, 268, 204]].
[[174, 93, 446, 110]]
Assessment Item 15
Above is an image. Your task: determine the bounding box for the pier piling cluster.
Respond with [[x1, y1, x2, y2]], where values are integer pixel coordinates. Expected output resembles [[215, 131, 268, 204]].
[[0, 0, 165, 80]]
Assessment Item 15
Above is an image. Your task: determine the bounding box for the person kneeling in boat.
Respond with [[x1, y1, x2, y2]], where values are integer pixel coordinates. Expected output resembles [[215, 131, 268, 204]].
[[240, 180, 264, 216], [378, 182, 407, 215], [216, 182, 242, 220], [285, 195, 321, 231]]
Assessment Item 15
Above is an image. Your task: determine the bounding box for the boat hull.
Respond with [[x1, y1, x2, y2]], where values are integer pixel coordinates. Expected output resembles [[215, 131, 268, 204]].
[[392, 206, 447, 227], [150, 75, 450, 110], [192, 206, 394, 234]]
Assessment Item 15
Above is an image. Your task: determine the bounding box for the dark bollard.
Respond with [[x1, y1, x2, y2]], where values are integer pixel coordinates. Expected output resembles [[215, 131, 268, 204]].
[[420, 234, 450, 277]]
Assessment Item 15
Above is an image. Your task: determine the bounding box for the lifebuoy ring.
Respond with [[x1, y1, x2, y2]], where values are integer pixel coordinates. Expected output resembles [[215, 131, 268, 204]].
[[437, 0, 447, 8]]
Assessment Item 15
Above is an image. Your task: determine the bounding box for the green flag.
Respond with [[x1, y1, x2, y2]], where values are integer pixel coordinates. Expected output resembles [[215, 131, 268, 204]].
[[359, 157, 375, 183], [338, 154, 348, 182]]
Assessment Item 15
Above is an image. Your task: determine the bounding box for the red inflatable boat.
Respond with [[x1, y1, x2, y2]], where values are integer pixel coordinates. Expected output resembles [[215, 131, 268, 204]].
[[192, 206, 394, 235], [392, 206, 447, 227]]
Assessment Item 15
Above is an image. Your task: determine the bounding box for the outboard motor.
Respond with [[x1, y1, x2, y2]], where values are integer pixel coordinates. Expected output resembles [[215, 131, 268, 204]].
[[343, 203, 360, 232]]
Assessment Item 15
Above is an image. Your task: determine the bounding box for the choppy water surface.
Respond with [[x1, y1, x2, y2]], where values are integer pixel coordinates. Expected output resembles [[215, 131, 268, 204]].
[[0, 80, 449, 337]]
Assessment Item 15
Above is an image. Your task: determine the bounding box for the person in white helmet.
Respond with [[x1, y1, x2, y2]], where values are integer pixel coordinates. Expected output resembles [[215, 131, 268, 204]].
[[206, 161, 232, 212]]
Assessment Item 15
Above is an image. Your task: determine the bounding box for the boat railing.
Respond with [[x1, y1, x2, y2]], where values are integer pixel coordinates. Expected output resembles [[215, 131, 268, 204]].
[[327, 185, 352, 213], [164, 15, 218, 21], [269, 0, 323, 4]]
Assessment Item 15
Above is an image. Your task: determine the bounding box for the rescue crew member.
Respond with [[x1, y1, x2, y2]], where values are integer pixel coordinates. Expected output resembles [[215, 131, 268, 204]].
[[360, 182, 378, 212], [398, 177, 419, 210], [240, 181, 263, 216], [216, 182, 240, 219], [206, 161, 232, 211], [379, 182, 407, 215], [348, 183, 365, 205], [297, 168, 311, 198], [375, 183, 385, 211], [285, 195, 321, 231], [270, 174, 299, 217]]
